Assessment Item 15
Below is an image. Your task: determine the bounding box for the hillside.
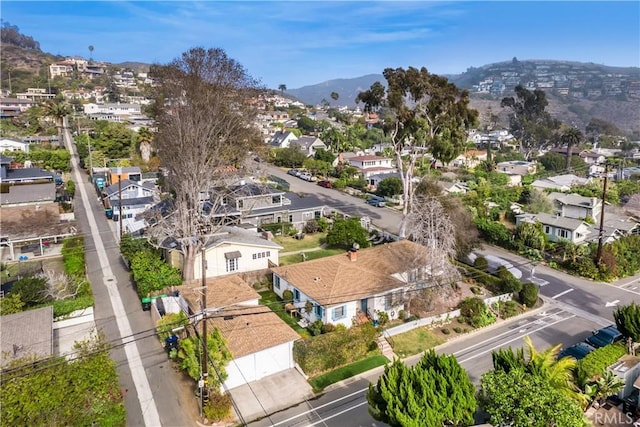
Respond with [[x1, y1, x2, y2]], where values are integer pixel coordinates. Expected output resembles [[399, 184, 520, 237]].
[[0, 42, 62, 89], [287, 60, 640, 135]]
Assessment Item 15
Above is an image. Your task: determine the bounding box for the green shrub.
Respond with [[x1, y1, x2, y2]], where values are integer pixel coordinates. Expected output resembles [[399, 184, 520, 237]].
[[577, 343, 626, 379], [495, 300, 520, 319], [156, 311, 189, 341], [203, 391, 232, 422], [519, 282, 538, 307], [282, 289, 294, 302], [453, 327, 464, 334], [398, 309, 407, 321], [376, 310, 389, 326], [321, 323, 336, 334], [11, 276, 49, 307], [293, 323, 378, 377], [473, 256, 489, 271], [130, 250, 182, 298], [471, 286, 483, 295], [62, 236, 85, 277], [52, 295, 94, 318], [458, 297, 496, 328], [308, 320, 323, 336], [441, 328, 451, 335]]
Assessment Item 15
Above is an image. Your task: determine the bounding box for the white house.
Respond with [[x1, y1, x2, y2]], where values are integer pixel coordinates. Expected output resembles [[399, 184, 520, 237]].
[[83, 102, 142, 116], [451, 150, 488, 169], [271, 240, 438, 328], [531, 174, 590, 192], [0, 138, 29, 153], [269, 131, 299, 149], [348, 154, 397, 179], [294, 136, 327, 157], [164, 226, 283, 280], [516, 212, 592, 244], [547, 192, 602, 222], [176, 275, 300, 390]]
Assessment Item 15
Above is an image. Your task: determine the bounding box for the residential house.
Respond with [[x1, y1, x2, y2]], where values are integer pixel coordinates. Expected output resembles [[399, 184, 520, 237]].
[[1, 306, 53, 368], [176, 275, 300, 390], [0, 138, 29, 153], [516, 212, 592, 244], [271, 240, 438, 328], [206, 182, 327, 231], [0, 155, 54, 184], [0, 98, 39, 118], [294, 136, 327, 157], [531, 174, 590, 192], [269, 131, 299, 149], [580, 150, 606, 166], [83, 103, 142, 116], [0, 182, 56, 206], [108, 166, 142, 185], [348, 154, 397, 181], [162, 225, 282, 280], [451, 150, 487, 169], [547, 192, 602, 222], [49, 61, 75, 78], [101, 179, 158, 234], [586, 212, 640, 244], [496, 160, 537, 176], [607, 355, 640, 406], [368, 172, 401, 189], [15, 88, 55, 102]]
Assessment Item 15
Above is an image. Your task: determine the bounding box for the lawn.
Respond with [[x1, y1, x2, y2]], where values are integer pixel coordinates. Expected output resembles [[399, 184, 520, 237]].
[[389, 328, 445, 358], [309, 355, 389, 392], [274, 233, 326, 253], [279, 248, 344, 266], [258, 290, 309, 337]]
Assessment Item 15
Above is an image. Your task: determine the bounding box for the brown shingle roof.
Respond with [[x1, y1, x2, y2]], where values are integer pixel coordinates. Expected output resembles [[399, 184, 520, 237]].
[[1, 306, 53, 367], [271, 240, 425, 305], [178, 275, 261, 311], [207, 305, 300, 358]]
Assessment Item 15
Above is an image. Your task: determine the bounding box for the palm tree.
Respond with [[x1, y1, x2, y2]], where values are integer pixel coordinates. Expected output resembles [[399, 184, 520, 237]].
[[561, 127, 582, 171], [88, 45, 94, 61], [587, 369, 625, 408], [43, 99, 72, 144], [278, 84, 286, 93]]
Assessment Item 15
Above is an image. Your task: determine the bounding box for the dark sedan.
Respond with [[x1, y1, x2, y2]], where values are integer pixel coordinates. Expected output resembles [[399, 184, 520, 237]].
[[586, 325, 623, 349], [557, 342, 596, 361]]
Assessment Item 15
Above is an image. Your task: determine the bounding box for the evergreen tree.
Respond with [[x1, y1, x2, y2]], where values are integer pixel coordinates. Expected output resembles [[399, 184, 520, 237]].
[[614, 302, 640, 355], [367, 350, 476, 426]]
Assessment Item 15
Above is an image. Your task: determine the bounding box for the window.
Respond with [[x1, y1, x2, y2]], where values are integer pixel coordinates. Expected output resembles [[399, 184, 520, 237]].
[[544, 226, 551, 234], [272, 195, 281, 204], [274, 276, 280, 290], [288, 215, 293, 223], [266, 251, 270, 257], [293, 289, 300, 302], [238, 199, 244, 209], [332, 305, 346, 320], [226, 257, 238, 272], [314, 211, 321, 219], [314, 305, 324, 319], [558, 229, 569, 239]]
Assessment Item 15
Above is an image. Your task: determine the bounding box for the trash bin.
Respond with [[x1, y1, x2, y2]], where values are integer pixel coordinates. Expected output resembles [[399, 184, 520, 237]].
[[141, 297, 151, 311], [165, 335, 178, 353]]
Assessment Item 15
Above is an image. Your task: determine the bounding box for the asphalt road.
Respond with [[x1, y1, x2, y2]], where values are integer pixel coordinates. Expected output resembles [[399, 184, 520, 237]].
[[63, 123, 197, 426], [248, 305, 603, 427]]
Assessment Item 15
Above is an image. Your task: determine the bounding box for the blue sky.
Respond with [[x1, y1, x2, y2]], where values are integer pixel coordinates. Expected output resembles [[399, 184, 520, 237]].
[[3, 1, 639, 89]]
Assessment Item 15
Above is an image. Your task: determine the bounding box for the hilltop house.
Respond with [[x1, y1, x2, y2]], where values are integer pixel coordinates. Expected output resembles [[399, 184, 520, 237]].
[[271, 240, 441, 328]]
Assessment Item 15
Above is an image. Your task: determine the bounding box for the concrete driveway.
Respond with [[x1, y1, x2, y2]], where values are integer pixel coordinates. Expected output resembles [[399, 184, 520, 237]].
[[229, 368, 313, 424]]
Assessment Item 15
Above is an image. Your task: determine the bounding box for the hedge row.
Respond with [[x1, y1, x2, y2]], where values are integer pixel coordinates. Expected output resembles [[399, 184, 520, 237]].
[[577, 343, 626, 379]]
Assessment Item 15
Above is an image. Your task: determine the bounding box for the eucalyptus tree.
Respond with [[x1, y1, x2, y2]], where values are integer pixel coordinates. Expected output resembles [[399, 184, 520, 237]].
[[148, 47, 263, 280], [355, 67, 478, 237], [501, 85, 561, 160]]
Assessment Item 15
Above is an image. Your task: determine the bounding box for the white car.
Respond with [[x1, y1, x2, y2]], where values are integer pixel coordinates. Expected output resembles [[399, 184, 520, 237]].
[[299, 172, 317, 182]]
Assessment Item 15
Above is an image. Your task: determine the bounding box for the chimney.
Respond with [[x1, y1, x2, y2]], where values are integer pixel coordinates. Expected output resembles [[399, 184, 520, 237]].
[[348, 250, 358, 262]]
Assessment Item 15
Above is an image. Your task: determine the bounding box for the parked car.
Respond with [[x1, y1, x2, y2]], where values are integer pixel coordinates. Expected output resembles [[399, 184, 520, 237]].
[[299, 172, 317, 182], [287, 169, 299, 176], [557, 342, 596, 361], [366, 196, 386, 207], [586, 325, 623, 348], [318, 180, 333, 188]]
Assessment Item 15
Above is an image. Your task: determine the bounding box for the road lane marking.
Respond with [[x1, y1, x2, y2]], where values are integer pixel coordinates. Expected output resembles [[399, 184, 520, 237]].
[[552, 288, 574, 299], [457, 314, 576, 364], [270, 388, 369, 426], [65, 127, 161, 427], [303, 401, 368, 427]]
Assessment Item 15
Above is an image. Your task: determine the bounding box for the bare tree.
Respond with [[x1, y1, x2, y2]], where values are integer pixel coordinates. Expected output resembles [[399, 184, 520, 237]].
[[39, 270, 83, 301], [148, 47, 263, 280], [405, 195, 460, 282]]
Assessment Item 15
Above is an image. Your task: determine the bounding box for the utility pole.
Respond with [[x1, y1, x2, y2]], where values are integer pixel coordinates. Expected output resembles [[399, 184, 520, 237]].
[[118, 166, 123, 240], [200, 247, 209, 409], [595, 162, 609, 266]]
